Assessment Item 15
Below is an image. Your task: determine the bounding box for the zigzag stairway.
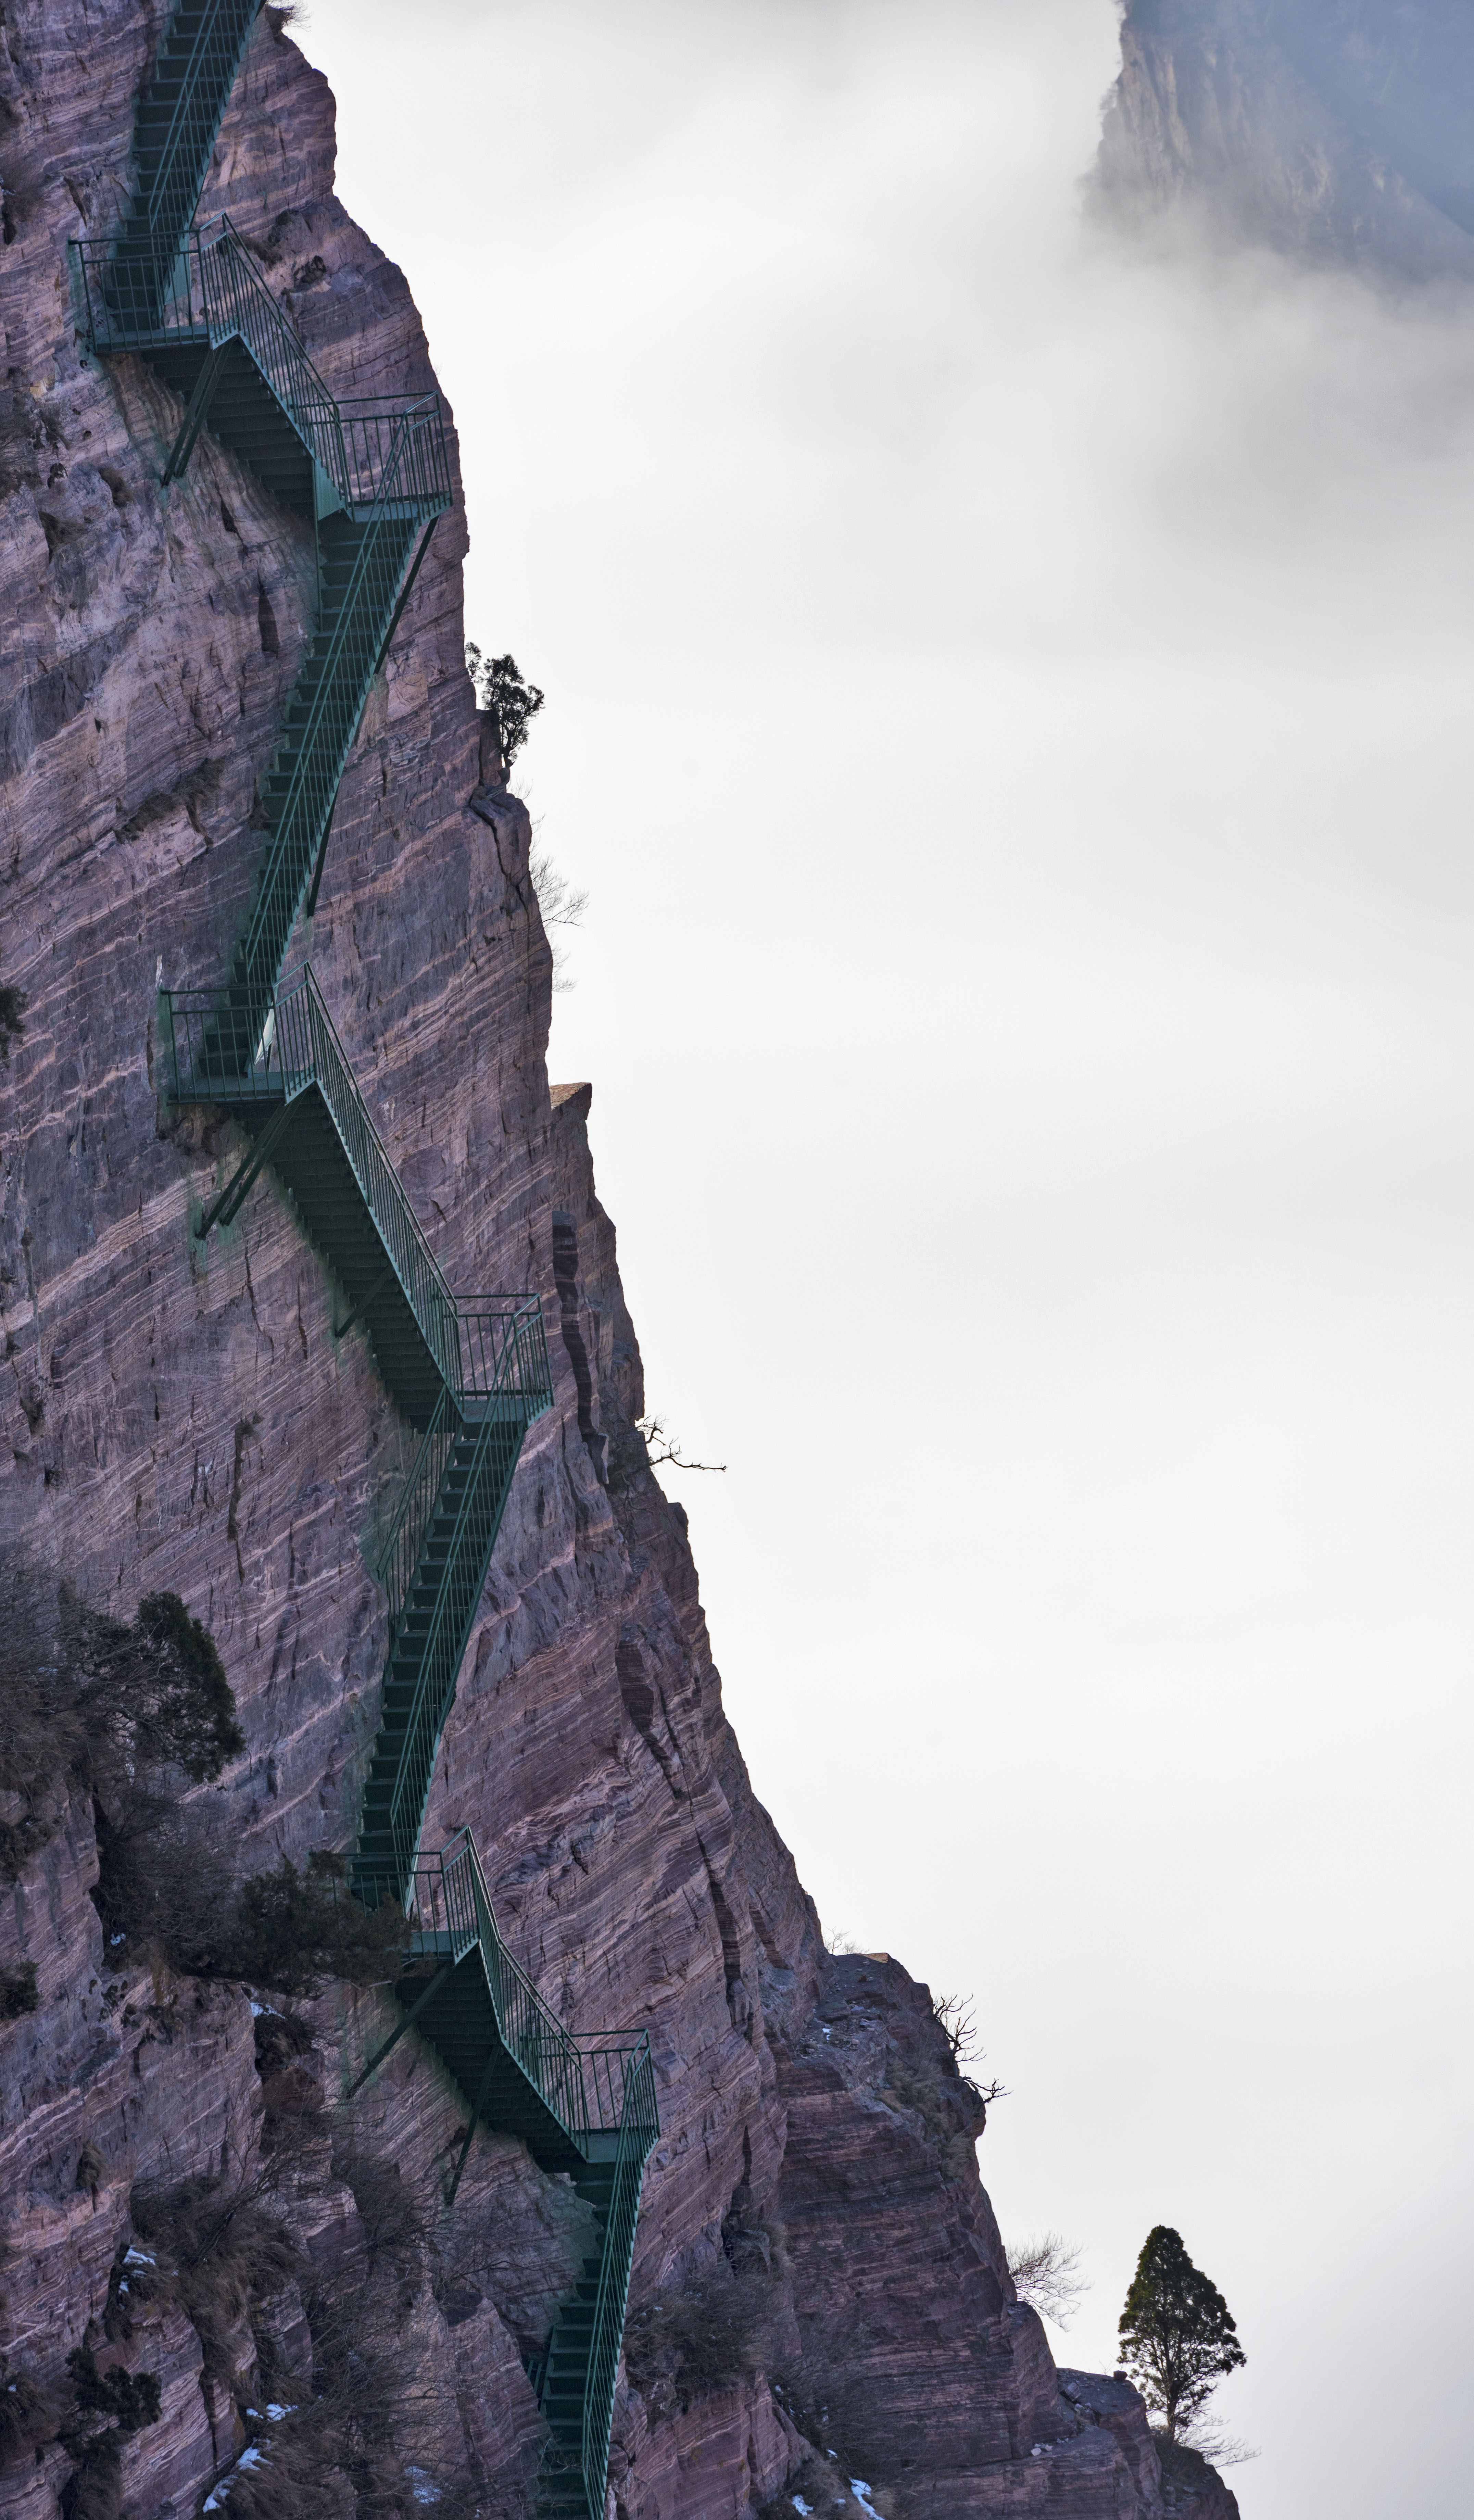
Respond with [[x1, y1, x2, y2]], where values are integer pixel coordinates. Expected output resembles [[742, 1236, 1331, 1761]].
[[78, 7, 659, 2512]]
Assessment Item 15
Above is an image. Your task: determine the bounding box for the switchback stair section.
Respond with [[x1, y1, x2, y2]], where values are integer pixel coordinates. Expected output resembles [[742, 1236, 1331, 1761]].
[[351, 1836, 659, 2519], [76, 215, 452, 1000], [163, 968, 542, 1427]]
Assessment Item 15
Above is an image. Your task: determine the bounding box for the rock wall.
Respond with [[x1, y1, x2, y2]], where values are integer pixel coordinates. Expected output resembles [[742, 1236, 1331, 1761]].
[[0, 5, 1240, 2515], [1095, 0, 1474, 279]]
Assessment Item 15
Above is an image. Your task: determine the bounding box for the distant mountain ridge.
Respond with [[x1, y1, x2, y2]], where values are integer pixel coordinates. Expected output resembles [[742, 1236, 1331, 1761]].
[[1095, 0, 1474, 278]]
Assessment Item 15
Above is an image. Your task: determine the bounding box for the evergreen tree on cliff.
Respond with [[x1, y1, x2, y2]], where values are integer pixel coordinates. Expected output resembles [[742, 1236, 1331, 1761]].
[[1118, 2226, 1245, 2440]]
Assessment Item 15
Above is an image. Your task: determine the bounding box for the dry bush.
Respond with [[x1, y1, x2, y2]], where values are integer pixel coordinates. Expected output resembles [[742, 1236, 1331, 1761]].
[[129, 2176, 300, 2393], [1006, 2232, 1089, 2330], [625, 2203, 786, 2411], [223, 1854, 411, 1997], [92, 1791, 234, 1968], [330, 2131, 425, 2270], [55, 2347, 162, 2520], [882, 2057, 993, 2181], [930, 1992, 981, 2064], [216, 2131, 451, 2519], [253, 2005, 317, 2079], [98, 1819, 409, 1997], [0, 2364, 66, 2463], [0, 1558, 241, 1884], [1, 1961, 39, 2018]]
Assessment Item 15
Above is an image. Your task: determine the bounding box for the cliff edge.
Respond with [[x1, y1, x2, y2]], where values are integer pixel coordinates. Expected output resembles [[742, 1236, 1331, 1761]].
[[0, 5, 1238, 2515], [1096, 0, 1474, 279]]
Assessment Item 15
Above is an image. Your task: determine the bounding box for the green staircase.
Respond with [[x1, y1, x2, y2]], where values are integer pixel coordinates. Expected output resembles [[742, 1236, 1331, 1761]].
[[75, 207, 451, 1001], [115, 0, 263, 295], [351, 1834, 659, 2517], [110, 13, 659, 2513]]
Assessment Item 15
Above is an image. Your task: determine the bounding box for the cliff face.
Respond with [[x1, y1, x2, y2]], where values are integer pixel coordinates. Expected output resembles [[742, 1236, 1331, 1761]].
[[1097, 0, 1474, 278], [0, 8, 1239, 2517]]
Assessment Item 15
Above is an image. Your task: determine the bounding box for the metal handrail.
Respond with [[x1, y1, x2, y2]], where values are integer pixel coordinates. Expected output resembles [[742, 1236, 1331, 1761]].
[[71, 220, 451, 523], [230, 398, 444, 997], [162, 968, 551, 1408], [373, 1388, 459, 1620], [126, 0, 262, 274], [192, 216, 349, 491], [583, 2037, 659, 2514], [383, 1401, 532, 1868], [355, 1830, 654, 2164]]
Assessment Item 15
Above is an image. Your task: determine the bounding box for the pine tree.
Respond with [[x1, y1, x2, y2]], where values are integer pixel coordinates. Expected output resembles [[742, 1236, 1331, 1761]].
[[1118, 2226, 1246, 2440]]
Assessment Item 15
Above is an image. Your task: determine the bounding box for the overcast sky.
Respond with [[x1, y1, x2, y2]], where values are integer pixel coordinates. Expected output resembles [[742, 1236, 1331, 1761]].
[[296, 5, 1474, 2512]]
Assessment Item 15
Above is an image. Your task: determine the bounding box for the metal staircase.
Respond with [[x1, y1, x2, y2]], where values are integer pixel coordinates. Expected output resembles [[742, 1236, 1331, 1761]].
[[75, 211, 451, 1001], [115, 0, 263, 296], [352, 1837, 659, 2516], [85, 10, 659, 2515]]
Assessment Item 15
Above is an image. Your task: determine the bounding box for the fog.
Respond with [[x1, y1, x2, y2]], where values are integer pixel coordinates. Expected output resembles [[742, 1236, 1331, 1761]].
[[295, 5, 1474, 2512]]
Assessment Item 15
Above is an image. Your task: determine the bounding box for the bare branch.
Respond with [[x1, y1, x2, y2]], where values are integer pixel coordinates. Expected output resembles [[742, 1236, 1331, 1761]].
[[931, 1991, 981, 2063], [638, 1413, 727, 1473], [1007, 2231, 1090, 2330]]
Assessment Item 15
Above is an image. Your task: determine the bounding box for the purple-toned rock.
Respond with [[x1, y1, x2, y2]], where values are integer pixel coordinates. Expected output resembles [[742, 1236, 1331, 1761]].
[[0, 5, 1246, 2514]]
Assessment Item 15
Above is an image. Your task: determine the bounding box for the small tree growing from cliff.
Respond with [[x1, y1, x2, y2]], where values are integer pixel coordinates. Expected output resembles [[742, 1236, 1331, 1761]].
[[464, 643, 544, 767], [1117, 2226, 1245, 2441]]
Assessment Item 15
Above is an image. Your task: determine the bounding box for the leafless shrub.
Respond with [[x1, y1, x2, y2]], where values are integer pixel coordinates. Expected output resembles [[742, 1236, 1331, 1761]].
[[129, 2175, 301, 2393], [1167, 2419, 1260, 2470], [624, 2258, 775, 2407], [0, 1558, 241, 1883], [528, 846, 587, 930], [0, 2364, 66, 2463], [883, 2056, 1003, 2176], [98, 1825, 409, 1999], [527, 847, 588, 994], [626, 2205, 786, 2412], [1, 1961, 39, 2018], [1006, 2232, 1089, 2330], [330, 2134, 425, 2271], [637, 1413, 727, 1474], [210, 2130, 452, 2518], [930, 1992, 980, 2064], [252, 2003, 318, 2080]]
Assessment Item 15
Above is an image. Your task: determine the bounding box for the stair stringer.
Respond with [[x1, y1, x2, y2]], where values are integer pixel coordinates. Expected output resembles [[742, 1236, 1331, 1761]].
[[355, 1401, 531, 1878], [120, 0, 263, 283], [232, 506, 429, 1000]]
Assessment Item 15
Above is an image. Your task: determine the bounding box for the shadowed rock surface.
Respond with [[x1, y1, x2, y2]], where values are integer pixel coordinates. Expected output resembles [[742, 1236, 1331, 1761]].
[[1097, 0, 1474, 279], [0, 4, 1242, 2513]]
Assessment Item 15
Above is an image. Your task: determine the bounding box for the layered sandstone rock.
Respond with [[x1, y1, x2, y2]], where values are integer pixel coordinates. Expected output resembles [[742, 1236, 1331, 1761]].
[[0, 6, 1239, 2515]]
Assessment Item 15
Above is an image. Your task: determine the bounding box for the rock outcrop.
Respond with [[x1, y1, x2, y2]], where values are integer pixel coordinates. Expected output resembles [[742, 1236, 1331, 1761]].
[[0, 5, 1242, 2515], [1096, 0, 1474, 279]]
